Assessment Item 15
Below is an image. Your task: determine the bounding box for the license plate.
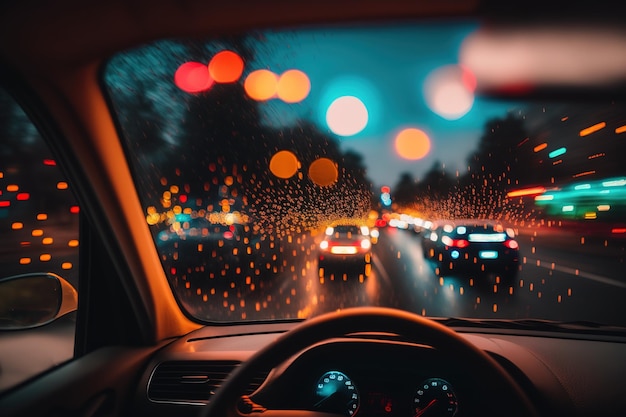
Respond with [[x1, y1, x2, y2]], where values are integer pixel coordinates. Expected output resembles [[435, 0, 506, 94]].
[[331, 246, 358, 255], [479, 250, 498, 259]]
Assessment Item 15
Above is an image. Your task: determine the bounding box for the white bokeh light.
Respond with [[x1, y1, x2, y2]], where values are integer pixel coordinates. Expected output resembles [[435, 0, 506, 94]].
[[424, 65, 474, 120], [325, 96, 369, 136]]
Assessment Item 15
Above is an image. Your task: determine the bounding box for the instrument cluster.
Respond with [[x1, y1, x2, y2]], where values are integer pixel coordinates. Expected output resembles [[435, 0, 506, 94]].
[[256, 340, 470, 417], [313, 369, 458, 417]]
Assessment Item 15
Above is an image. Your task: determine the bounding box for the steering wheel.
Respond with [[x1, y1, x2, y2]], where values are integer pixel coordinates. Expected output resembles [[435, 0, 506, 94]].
[[201, 306, 539, 417]]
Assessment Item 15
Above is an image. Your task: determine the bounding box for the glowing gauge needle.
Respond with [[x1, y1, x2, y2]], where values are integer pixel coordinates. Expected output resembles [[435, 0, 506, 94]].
[[414, 398, 438, 417], [314, 390, 338, 407]]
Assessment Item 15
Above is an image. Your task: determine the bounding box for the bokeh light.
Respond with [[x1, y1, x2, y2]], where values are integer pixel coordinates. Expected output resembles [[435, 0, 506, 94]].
[[269, 150, 300, 179], [174, 61, 214, 93], [209, 50, 244, 83], [244, 69, 279, 101], [395, 128, 431, 160], [276, 69, 311, 103], [308, 158, 338, 186], [326, 96, 368, 136], [424, 65, 474, 120]]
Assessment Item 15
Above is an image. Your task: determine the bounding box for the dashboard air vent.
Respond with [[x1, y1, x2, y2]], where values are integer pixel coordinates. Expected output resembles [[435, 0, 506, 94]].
[[147, 360, 267, 404]]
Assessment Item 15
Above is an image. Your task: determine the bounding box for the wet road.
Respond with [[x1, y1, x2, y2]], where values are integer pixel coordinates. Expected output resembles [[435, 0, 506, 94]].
[[3, 223, 625, 327], [167, 226, 626, 326]]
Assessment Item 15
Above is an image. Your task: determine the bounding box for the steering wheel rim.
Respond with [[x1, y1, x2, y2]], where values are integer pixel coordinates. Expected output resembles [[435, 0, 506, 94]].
[[201, 306, 539, 417]]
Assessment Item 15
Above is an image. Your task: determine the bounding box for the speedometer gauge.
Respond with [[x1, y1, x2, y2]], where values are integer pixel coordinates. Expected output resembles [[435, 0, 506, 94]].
[[413, 377, 458, 417], [314, 370, 359, 416]]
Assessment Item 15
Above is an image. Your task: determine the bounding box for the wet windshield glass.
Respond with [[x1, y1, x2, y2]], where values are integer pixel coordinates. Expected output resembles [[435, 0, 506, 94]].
[[102, 20, 626, 325]]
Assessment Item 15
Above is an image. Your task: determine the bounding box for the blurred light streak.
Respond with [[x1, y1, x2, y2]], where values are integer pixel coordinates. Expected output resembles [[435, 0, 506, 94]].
[[535, 195, 553, 201], [615, 125, 626, 134], [506, 186, 546, 198], [579, 122, 606, 136], [533, 143, 547, 152], [602, 178, 626, 187], [548, 147, 566, 158]]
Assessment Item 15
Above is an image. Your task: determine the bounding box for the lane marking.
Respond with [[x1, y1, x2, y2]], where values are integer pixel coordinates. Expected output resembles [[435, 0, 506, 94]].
[[526, 257, 626, 289], [372, 256, 393, 287]]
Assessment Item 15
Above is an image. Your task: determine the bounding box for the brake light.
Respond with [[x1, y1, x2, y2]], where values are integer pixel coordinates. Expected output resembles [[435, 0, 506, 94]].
[[441, 236, 469, 248], [504, 239, 519, 249]]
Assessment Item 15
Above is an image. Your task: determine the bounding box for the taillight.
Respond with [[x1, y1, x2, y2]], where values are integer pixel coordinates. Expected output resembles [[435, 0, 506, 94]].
[[504, 239, 519, 249], [360, 239, 371, 250], [441, 236, 469, 248]]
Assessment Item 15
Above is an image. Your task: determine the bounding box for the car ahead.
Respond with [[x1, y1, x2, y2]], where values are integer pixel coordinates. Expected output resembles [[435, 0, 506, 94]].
[[1, 2, 626, 417], [318, 224, 372, 277], [423, 219, 520, 277]]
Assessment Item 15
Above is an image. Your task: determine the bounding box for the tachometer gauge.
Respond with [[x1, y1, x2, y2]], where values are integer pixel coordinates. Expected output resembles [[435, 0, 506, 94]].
[[314, 370, 359, 416], [413, 377, 458, 417]]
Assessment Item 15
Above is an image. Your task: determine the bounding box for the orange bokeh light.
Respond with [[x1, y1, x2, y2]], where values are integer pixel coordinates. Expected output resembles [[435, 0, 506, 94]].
[[269, 150, 299, 179], [276, 69, 310, 103], [208, 50, 244, 83], [244, 69, 278, 101], [395, 128, 431, 160], [308, 158, 338, 187]]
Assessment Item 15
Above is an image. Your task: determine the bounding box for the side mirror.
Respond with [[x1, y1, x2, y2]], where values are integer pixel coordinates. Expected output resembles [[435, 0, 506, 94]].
[[0, 273, 78, 330]]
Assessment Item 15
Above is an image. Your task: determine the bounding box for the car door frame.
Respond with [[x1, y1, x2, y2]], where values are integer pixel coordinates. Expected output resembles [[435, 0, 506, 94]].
[[0, 58, 166, 417]]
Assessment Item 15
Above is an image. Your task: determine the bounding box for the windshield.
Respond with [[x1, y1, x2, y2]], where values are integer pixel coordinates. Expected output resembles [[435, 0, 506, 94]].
[[102, 19, 626, 325]]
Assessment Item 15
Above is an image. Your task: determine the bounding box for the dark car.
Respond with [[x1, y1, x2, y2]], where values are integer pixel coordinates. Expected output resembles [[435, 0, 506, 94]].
[[423, 219, 520, 277], [318, 224, 372, 277]]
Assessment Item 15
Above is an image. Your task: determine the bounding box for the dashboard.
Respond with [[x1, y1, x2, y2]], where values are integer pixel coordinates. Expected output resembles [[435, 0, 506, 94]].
[[254, 340, 470, 416], [132, 321, 626, 417]]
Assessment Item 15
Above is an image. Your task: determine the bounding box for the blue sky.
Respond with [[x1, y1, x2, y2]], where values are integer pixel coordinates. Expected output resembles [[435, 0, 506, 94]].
[[249, 21, 518, 187]]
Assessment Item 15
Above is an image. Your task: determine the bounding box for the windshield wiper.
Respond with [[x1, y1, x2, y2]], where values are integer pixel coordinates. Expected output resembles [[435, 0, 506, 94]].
[[434, 317, 626, 337]]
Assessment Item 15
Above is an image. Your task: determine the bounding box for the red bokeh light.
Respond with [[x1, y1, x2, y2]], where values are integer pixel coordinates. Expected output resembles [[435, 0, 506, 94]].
[[174, 61, 214, 93], [209, 50, 244, 83]]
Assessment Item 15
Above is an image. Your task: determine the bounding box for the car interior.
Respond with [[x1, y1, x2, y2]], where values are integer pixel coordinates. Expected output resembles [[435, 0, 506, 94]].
[[0, 1, 625, 417]]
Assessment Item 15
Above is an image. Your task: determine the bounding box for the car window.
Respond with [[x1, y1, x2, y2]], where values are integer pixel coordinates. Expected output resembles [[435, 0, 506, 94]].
[[331, 226, 362, 235], [0, 87, 79, 392], [102, 20, 626, 326]]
